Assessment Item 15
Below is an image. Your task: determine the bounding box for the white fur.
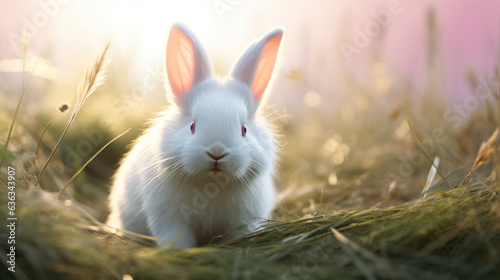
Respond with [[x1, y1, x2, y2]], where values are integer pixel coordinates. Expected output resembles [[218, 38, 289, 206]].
[[107, 24, 283, 248]]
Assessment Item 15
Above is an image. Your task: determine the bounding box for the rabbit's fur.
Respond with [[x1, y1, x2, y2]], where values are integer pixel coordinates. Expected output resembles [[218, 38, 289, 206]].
[[107, 24, 283, 248]]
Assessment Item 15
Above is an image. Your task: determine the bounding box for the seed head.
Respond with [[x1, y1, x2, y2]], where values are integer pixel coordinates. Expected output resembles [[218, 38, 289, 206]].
[[59, 103, 69, 113]]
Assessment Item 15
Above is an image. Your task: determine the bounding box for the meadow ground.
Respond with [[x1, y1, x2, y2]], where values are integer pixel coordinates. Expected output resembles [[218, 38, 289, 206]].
[[1, 25, 500, 280]]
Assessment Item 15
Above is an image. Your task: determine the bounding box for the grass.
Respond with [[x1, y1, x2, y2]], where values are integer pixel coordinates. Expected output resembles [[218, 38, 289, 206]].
[[1, 14, 500, 280], [1, 182, 499, 279], [37, 42, 110, 179]]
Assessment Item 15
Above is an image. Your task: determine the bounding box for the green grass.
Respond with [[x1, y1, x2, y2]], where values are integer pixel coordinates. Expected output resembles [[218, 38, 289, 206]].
[[1, 15, 500, 280], [1, 182, 499, 279]]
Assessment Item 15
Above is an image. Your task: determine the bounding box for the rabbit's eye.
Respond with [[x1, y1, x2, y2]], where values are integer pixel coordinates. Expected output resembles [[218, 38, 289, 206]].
[[241, 123, 247, 137], [190, 121, 196, 134]]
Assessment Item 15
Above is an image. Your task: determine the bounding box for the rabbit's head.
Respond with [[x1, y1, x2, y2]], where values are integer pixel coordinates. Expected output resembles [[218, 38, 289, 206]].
[[162, 24, 283, 181]]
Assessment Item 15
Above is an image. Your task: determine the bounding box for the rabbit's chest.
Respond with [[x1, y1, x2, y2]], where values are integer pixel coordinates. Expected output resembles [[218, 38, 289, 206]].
[[177, 182, 249, 245], [178, 181, 248, 220]]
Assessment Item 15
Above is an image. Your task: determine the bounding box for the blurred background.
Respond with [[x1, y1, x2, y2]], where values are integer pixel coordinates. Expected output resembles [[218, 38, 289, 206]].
[[1, 0, 500, 220]]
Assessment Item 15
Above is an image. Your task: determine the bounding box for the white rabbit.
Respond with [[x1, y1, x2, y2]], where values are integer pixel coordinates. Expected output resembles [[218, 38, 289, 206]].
[[107, 24, 283, 248]]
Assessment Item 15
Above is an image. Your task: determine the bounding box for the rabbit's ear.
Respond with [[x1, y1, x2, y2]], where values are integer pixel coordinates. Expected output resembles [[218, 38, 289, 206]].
[[166, 24, 212, 97], [231, 29, 283, 100]]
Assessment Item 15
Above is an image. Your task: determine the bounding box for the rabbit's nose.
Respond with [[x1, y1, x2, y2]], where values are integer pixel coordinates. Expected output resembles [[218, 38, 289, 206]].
[[206, 152, 228, 160], [207, 143, 228, 160]]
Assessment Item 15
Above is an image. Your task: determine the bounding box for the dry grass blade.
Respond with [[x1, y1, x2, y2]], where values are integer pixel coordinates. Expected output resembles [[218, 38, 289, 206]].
[[422, 157, 440, 198], [461, 128, 499, 186], [0, 55, 39, 167], [0, 178, 9, 190], [58, 128, 129, 196], [330, 228, 377, 280], [35, 104, 69, 158], [330, 227, 407, 279], [75, 42, 111, 114], [38, 42, 111, 179], [407, 120, 449, 187], [471, 128, 499, 172]]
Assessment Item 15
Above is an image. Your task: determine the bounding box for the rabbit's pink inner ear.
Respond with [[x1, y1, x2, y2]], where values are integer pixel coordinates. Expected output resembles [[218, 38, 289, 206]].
[[167, 26, 195, 96], [251, 33, 283, 99]]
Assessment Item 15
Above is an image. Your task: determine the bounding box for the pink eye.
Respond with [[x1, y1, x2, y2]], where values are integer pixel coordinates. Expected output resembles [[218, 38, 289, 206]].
[[242, 123, 247, 137], [190, 121, 196, 134]]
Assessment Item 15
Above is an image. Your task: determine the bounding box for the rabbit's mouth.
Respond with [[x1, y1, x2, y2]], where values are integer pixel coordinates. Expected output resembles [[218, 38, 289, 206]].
[[206, 163, 237, 176], [208, 159, 222, 172]]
